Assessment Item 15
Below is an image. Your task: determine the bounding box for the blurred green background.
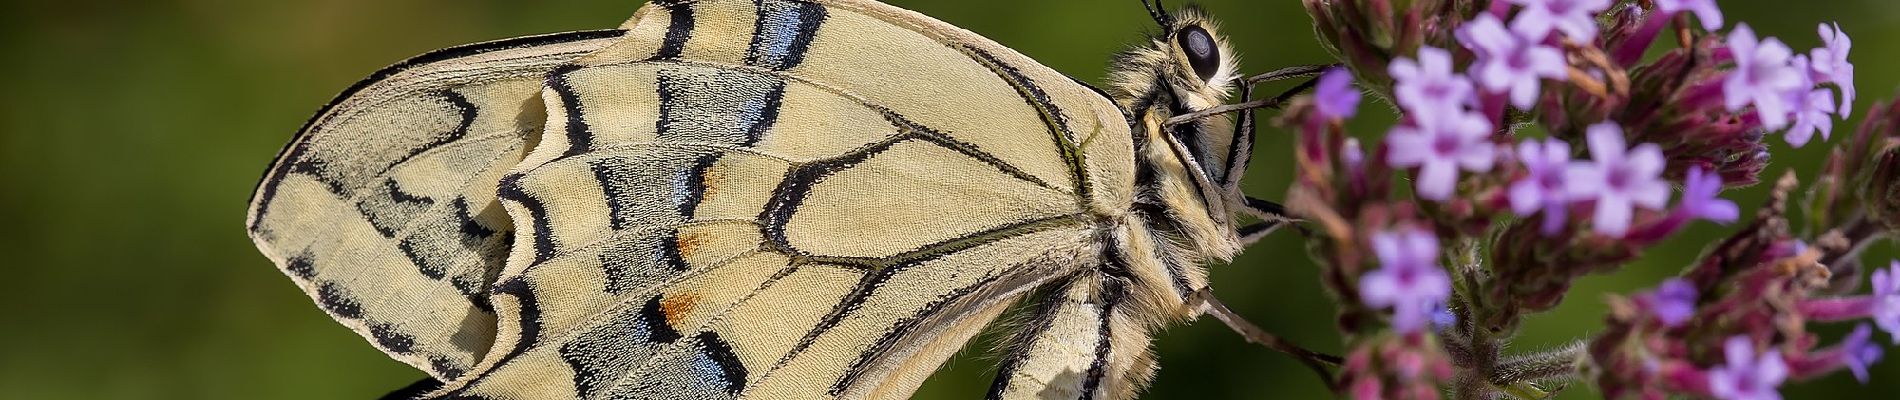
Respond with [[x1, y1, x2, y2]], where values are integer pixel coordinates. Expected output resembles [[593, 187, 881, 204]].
[[1, 0, 1895, 398]]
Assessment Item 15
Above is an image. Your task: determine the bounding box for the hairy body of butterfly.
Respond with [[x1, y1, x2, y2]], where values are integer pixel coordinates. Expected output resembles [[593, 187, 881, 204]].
[[245, 1, 1291, 399]]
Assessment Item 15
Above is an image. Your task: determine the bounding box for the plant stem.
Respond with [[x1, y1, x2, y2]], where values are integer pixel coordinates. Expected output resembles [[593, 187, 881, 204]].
[[1821, 217, 1890, 293], [1491, 343, 1587, 386]]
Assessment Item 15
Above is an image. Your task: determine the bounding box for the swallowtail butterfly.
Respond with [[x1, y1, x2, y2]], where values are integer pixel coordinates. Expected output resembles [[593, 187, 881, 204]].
[[246, 1, 1302, 398]]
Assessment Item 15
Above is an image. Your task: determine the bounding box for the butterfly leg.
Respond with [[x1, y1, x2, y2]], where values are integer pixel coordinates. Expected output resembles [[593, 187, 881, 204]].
[[986, 276, 1153, 400], [1210, 64, 1337, 192], [1238, 196, 1305, 246], [1242, 63, 1336, 86], [1218, 77, 1257, 190]]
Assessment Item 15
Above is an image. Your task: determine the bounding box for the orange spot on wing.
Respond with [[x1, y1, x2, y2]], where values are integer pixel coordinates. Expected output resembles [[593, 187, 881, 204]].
[[676, 230, 709, 259], [699, 166, 725, 204], [660, 292, 700, 327]]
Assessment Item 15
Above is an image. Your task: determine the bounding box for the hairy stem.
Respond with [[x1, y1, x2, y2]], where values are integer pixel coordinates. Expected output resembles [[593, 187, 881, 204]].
[[1450, 325, 1502, 400], [1492, 343, 1587, 386]]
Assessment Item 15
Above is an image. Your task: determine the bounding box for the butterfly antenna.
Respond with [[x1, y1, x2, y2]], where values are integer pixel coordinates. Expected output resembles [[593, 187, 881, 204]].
[[1143, 0, 1174, 28]]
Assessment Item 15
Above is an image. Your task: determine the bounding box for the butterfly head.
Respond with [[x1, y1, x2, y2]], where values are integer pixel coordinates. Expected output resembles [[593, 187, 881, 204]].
[[1108, 1, 1249, 260], [1144, 3, 1240, 106]]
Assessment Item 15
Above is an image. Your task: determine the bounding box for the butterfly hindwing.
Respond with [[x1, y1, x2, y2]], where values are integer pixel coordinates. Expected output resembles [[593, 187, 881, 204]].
[[245, 30, 626, 380]]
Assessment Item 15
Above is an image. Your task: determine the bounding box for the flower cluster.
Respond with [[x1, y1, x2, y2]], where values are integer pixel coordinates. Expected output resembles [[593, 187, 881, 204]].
[[1590, 179, 1888, 398], [1282, 1, 1893, 399], [1341, 334, 1457, 400]]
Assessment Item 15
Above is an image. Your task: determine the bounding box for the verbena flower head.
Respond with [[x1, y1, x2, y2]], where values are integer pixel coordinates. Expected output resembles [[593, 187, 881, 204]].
[[1315, 67, 1362, 120], [1460, 14, 1570, 109], [1876, 262, 1900, 343], [1506, 0, 1612, 40], [1508, 139, 1574, 234], [1812, 22, 1855, 116], [1679, 166, 1741, 224], [1362, 227, 1452, 334], [1293, 2, 1890, 397], [1386, 110, 1496, 201], [1390, 46, 1475, 119], [1657, 0, 1725, 30], [1708, 336, 1788, 400], [1566, 123, 1669, 236], [1724, 24, 1804, 130]]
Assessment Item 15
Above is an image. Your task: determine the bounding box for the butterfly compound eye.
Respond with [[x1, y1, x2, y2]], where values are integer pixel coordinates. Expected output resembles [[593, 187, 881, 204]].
[[1177, 26, 1219, 82]]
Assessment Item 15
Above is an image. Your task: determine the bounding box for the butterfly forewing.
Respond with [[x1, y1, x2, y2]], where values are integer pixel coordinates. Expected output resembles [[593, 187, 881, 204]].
[[426, 0, 1143, 398]]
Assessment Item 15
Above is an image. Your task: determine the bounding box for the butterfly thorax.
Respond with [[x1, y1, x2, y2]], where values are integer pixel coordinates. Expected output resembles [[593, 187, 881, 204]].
[[1104, 6, 1246, 265]]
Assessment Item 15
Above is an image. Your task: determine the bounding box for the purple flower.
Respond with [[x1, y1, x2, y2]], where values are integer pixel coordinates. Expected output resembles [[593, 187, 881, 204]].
[[1460, 14, 1570, 109], [1506, 0, 1611, 40], [1875, 261, 1900, 344], [1782, 55, 1836, 147], [1508, 139, 1574, 234], [1724, 24, 1804, 130], [1838, 324, 1884, 383], [1656, 0, 1724, 31], [1566, 123, 1670, 237], [1361, 227, 1452, 334], [1386, 109, 1497, 200], [1390, 46, 1476, 119], [1812, 22, 1855, 117], [1785, 88, 1837, 147], [1314, 67, 1362, 120], [1708, 336, 1788, 400], [1646, 278, 1698, 327], [1678, 166, 1741, 224]]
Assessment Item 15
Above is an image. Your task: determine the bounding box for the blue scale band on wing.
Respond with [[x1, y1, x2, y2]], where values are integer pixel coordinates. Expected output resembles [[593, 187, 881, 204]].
[[747, 0, 827, 70]]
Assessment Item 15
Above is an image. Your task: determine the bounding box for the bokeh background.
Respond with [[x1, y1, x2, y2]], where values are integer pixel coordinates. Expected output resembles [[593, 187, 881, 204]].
[[1, 0, 1895, 398]]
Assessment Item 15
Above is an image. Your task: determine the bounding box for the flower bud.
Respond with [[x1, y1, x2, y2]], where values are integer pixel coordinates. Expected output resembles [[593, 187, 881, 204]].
[[1826, 96, 1900, 232], [1304, 0, 1463, 97], [1868, 141, 1900, 231]]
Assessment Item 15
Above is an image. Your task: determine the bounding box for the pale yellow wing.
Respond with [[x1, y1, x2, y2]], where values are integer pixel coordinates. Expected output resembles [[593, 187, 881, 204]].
[[245, 30, 626, 380], [425, 0, 1139, 399]]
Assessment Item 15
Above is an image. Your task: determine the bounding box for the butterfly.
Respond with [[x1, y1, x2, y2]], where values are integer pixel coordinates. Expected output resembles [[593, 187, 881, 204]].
[[245, 0, 1308, 398]]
